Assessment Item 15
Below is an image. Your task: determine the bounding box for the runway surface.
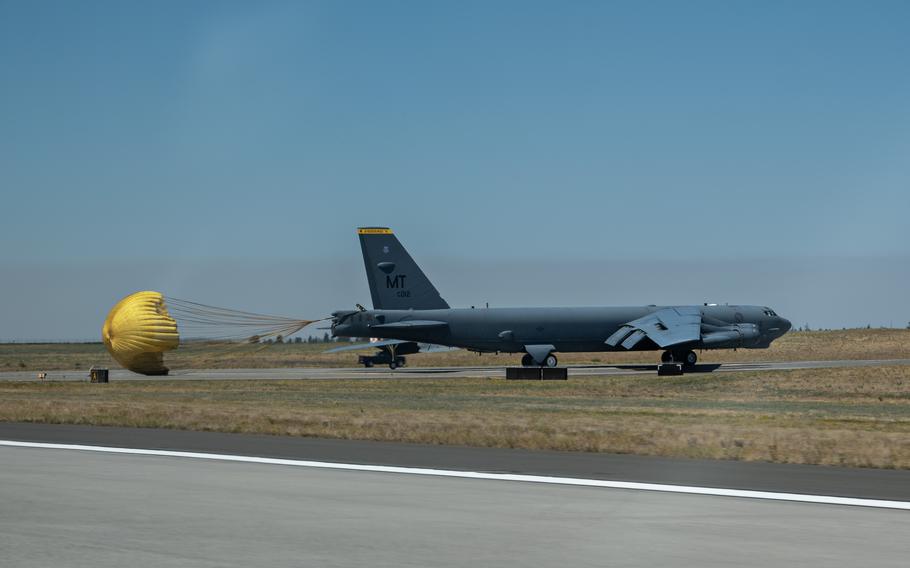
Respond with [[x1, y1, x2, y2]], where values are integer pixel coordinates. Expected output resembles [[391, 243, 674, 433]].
[[4, 423, 910, 501], [3, 357, 910, 381], [2, 441, 908, 567]]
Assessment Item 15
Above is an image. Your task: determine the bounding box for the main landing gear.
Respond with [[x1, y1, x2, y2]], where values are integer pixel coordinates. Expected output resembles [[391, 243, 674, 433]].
[[521, 353, 559, 367], [661, 350, 698, 367], [358, 353, 407, 369]]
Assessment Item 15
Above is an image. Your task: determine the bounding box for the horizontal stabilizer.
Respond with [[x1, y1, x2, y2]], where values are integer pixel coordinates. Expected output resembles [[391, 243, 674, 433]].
[[418, 343, 460, 353], [325, 339, 411, 353], [325, 339, 456, 354]]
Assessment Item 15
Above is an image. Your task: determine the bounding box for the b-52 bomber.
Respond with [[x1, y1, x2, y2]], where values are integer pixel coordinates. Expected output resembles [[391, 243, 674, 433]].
[[329, 227, 791, 369]]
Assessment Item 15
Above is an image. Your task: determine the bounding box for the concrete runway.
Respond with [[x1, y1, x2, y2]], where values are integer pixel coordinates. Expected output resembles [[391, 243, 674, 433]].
[[2, 444, 908, 568], [4, 357, 910, 381], [5, 423, 910, 501]]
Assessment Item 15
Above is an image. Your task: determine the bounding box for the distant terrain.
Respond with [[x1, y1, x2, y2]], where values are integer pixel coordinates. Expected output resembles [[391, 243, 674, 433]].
[[3, 328, 910, 372]]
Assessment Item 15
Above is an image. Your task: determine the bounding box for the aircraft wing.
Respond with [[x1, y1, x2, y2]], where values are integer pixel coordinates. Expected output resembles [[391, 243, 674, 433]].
[[605, 306, 702, 349], [325, 339, 412, 353], [369, 320, 448, 330]]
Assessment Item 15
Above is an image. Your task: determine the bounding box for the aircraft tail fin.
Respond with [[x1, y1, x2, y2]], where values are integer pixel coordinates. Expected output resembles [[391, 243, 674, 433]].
[[358, 227, 449, 310]]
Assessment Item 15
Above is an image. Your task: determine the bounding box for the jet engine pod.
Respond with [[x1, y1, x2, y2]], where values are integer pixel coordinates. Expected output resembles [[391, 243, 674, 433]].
[[701, 323, 760, 348]]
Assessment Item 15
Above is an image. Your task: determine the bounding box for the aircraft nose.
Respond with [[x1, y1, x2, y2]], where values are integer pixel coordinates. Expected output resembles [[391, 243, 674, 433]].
[[779, 318, 792, 333]]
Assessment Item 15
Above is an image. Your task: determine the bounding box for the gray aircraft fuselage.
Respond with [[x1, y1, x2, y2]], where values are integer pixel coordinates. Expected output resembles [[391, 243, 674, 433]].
[[330, 227, 791, 366], [331, 304, 790, 354]]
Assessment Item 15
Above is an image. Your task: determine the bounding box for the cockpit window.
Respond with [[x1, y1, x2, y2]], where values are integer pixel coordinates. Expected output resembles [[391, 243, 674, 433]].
[[763, 308, 777, 317]]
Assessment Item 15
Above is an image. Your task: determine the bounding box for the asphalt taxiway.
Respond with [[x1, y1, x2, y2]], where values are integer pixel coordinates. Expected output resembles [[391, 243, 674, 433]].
[[3, 357, 910, 381]]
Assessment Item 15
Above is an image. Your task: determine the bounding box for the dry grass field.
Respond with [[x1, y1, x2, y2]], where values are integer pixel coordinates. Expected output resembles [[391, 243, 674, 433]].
[[3, 328, 908, 468], [2, 364, 909, 469], [3, 328, 910, 372]]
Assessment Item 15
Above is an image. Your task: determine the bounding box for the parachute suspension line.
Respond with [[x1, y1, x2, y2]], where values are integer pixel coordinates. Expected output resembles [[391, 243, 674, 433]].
[[163, 297, 329, 344], [102, 291, 332, 375], [165, 298, 313, 325]]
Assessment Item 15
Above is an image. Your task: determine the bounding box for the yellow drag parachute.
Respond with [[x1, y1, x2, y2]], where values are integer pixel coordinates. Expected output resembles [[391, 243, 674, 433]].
[[102, 291, 179, 375], [102, 291, 321, 376]]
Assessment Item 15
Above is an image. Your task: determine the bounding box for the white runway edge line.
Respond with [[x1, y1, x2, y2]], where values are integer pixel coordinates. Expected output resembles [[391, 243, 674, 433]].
[[3, 440, 909, 511]]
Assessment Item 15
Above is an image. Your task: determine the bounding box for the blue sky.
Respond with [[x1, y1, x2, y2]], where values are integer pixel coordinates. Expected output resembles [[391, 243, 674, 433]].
[[2, 1, 909, 339]]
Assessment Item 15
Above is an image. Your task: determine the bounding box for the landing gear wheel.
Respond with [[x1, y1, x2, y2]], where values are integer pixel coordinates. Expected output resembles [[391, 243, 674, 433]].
[[544, 354, 558, 368], [683, 350, 697, 367], [389, 361, 398, 370], [661, 351, 673, 363], [364, 361, 374, 368], [521, 354, 534, 367]]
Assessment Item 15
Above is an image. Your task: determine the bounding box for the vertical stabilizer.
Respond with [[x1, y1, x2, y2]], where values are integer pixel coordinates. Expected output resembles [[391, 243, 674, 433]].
[[358, 227, 449, 310]]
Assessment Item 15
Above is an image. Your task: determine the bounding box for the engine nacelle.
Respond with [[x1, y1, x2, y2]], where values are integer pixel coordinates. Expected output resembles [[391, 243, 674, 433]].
[[701, 323, 760, 347]]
